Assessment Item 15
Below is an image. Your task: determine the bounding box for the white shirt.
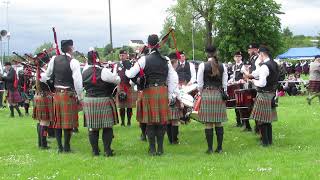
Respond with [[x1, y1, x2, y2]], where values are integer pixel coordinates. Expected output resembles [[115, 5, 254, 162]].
[[125, 51, 179, 100], [197, 59, 228, 92], [43, 53, 83, 99], [189, 62, 196, 84], [252, 58, 270, 87]]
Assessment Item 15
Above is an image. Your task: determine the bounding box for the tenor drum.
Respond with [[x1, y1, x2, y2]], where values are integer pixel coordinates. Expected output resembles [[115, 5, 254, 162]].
[[226, 83, 242, 108], [235, 89, 257, 120]]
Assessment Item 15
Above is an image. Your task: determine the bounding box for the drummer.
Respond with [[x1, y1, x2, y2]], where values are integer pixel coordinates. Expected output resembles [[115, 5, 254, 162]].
[[228, 51, 246, 128], [245, 46, 279, 146], [167, 52, 183, 144], [176, 51, 196, 123]]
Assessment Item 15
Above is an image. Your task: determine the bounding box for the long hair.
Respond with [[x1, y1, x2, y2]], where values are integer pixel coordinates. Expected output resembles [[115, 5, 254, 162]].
[[206, 46, 220, 77]]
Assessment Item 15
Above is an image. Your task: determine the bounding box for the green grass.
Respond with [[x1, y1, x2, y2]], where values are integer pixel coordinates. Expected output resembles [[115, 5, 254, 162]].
[[0, 95, 320, 179]]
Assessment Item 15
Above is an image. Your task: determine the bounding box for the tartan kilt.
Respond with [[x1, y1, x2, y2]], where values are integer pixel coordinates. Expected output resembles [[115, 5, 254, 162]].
[[116, 86, 137, 108], [168, 100, 183, 121], [250, 92, 277, 123], [83, 96, 118, 129], [53, 91, 79, 129], [198, 89, 227, 123], [136, 91, 143, 122], [32, 94, 53, 122], [7, 90, 22, 104], [137, 86, 169, 124], [308, 80, 320, 93]]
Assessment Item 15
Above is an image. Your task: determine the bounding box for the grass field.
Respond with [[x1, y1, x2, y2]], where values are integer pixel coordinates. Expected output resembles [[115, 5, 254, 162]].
[[0, 95, 319, 179]]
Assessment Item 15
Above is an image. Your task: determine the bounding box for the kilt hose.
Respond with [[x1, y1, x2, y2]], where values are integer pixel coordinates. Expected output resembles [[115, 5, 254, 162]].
[[53, 91, 79, 129], [83, 96, 118, 129], [308, 80, 320, 93], [116, 86, 137, 108], [137, 86, 169, 124], [198, 89, 227, 123], [250, 92, 277, 123], [33, 94, 53, 122], [168, 100, 182, 121], [7, 89, 22, 104]]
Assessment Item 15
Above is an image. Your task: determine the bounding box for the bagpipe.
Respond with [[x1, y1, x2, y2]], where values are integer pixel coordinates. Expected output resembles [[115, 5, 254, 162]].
[[132, 28, 180, 91]]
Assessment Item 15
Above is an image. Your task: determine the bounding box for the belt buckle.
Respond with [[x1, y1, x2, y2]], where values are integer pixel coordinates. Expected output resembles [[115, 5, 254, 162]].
[[155, 83, 158, 87], [60, 89, 64, 93]]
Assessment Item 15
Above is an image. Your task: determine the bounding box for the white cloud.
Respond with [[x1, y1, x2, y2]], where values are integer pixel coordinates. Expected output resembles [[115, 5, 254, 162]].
[[276, 0, 320, 35], [0, 0, 319, 54]]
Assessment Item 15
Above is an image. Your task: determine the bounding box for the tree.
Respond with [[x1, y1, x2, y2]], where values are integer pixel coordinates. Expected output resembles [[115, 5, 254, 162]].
[[215, 0, 283, 61], [103, 44, 113, 57], [162, 2, 208, 60], [34, 42, 54, 55]]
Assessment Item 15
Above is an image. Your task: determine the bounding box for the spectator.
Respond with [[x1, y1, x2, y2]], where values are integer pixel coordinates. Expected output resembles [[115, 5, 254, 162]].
[[284, 74, 299, 96]]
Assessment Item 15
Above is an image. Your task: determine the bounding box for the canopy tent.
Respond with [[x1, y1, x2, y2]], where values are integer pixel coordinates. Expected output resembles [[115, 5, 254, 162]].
[[277, 47, 320, 60]]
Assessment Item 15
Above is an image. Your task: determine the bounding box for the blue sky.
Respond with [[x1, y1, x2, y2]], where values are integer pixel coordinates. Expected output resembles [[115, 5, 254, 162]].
[[0, 0, 319, 54]]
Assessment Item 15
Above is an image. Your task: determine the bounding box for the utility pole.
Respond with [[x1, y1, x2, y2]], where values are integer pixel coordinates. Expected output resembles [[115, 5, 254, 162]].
[[3, 0, 10, 61], [108, 0, 113, 49]]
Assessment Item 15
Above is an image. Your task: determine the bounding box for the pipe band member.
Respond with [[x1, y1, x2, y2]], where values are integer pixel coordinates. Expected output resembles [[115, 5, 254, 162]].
[[0, 62, 23, 117], [197, 46, 228, 154], [248, 46, 279, 147], [82, 50, 120, 156], [125, 34, 178, 156], [42, 39, 83, 153]]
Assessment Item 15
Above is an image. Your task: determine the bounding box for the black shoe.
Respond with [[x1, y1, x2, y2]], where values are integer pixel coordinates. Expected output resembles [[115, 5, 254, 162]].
[[206, 149, 213, 154]]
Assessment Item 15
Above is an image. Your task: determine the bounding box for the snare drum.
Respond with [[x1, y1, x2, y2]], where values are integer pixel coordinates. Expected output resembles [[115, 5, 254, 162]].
[[308, 80, 320, 93]]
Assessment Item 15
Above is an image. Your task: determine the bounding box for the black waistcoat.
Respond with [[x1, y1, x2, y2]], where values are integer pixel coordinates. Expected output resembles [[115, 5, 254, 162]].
[[117, 60, 132, 85], [82, 67, 116, 97], [144, 50, 168, 85], [4, 68, 16, 91], [233, 63, 244, 81], [176, 61, 191, 82], [53, 55, 74, 88], [257, 60, 279, 92], [203, 62, 224, 88]]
